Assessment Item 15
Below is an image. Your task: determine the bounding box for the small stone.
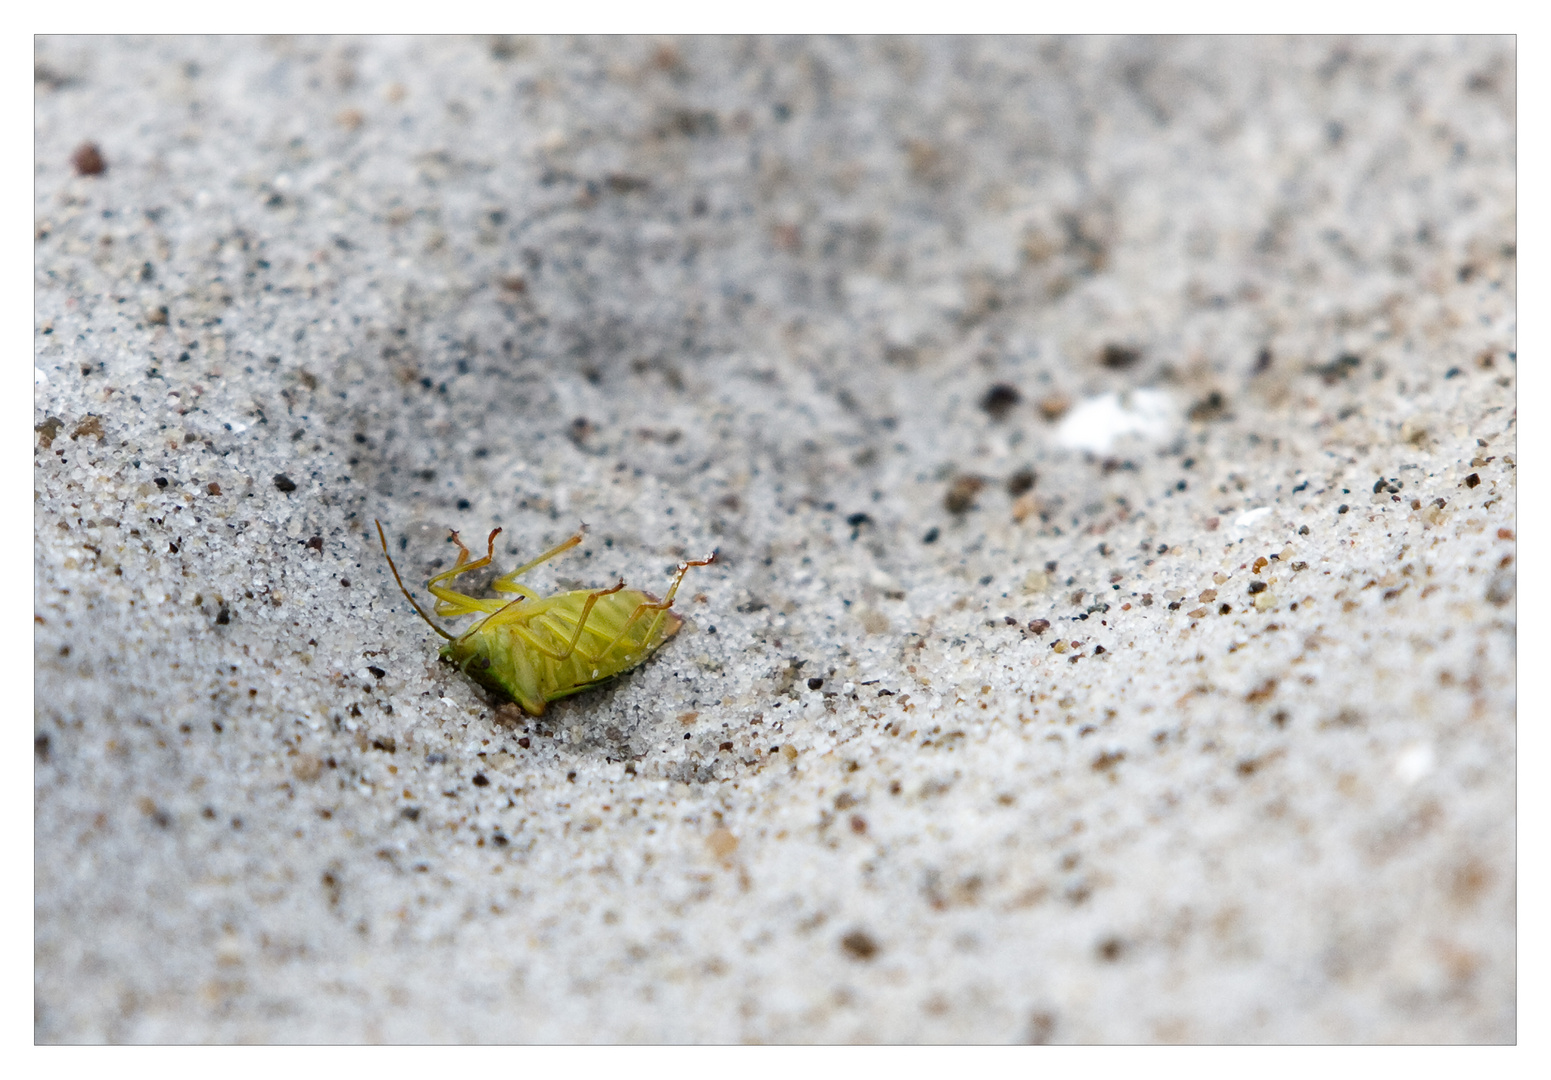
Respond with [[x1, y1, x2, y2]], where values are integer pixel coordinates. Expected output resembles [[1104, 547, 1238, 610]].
[[1100, 343, 1140, 369], [1400, 416, 1432, 445], [980, 383, 1021, 420], [1021, 570, 1050, 595], [1006, 467, 1037, 497], [840, 930, 879, 961], [71, 142, 106, 176], [707, 828, 739, 859], [944, 474, 985, 514], [1036, 394, 1071, 422]]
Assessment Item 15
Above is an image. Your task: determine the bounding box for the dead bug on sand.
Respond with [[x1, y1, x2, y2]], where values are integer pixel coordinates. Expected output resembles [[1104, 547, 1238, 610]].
[[376, 520, 716, 715]]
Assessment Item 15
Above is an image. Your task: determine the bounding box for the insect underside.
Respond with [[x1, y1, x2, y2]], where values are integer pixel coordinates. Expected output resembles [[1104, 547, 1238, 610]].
[[377, 521, 715, 715]]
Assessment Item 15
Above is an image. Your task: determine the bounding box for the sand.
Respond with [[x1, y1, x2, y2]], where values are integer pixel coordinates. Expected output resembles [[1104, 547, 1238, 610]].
[[34, 36, 1515, 1042]]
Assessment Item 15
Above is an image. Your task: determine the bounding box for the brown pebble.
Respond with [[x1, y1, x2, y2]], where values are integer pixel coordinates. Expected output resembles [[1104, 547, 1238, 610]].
[[944, 474, 984, 514], [70, 416, 105, 441], [1091, 750, 1125, 773], [1006, 468, 1037, 497], [71, 142, 106, 176], [1096, 936, 1126, 962], [1026, 1011, 1057, 1044], [1036, 394, 1071, 422], [35, 416, 64, 448], [840, 930, 879, 961], [1100, 343, 1140, 369], [1245, 679, 1277, 704]]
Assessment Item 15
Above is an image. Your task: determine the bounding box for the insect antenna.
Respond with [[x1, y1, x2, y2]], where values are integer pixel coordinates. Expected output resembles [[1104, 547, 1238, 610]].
[[375, 519, 455, 641]]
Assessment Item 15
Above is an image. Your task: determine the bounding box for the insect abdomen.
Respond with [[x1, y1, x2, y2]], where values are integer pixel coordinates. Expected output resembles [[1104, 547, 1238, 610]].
[[452, 590, 684, 711], [525, 590, 682, 696]]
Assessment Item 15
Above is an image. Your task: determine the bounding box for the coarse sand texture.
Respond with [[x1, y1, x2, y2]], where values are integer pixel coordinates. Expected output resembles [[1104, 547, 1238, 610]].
[[36, 37, 1514, 1042]]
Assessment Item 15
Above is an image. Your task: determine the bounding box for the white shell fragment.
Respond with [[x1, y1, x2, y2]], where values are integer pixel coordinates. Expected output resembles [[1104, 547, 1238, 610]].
[[1054, 389, 1178, 454]]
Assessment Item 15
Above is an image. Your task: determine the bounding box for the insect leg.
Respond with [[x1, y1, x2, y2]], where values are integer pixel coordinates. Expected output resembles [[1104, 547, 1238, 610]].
[[594, 552, 718, 660], [548, 582, 627, 662], [502, 614, 611, 692], [593, 598, 672, 661], [659, 551, 719, 606], [490, 526, 588, 593], [428, 527, 506, 616], [639, 551, 719, 643], [536, 611, 615, 650], [506, 623, 572, 661], [428, 527, 501, 586], [475, 583, 623, 663]]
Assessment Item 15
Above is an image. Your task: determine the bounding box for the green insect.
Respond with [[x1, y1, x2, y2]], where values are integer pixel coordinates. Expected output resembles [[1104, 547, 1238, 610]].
[[376, 520, 715, 716]]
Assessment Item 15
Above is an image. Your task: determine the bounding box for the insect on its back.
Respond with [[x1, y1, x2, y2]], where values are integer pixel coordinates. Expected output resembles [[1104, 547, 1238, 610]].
[[377, 521, 715, 716]]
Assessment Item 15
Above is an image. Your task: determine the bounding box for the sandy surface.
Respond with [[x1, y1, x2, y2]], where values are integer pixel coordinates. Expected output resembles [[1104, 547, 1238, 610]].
[[34, 36, 1516, 1042]]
